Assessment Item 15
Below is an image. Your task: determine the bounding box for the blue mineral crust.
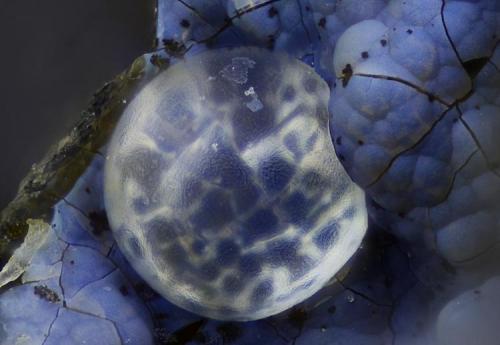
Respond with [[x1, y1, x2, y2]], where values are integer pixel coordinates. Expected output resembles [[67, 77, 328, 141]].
[[1, 0, 500, 344]]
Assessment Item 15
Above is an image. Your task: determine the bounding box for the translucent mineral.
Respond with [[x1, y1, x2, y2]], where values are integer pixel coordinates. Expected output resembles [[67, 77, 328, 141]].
[[319, 0, 500, 269], [104, 47, 367, 321]]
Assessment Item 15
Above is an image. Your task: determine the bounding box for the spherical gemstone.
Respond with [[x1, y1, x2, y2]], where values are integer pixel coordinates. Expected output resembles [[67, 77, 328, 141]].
[[104, 47, 367, 321]]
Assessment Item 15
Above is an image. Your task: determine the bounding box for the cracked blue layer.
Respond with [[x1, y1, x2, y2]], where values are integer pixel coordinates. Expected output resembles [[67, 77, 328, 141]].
[[0, 159, 155, 345]]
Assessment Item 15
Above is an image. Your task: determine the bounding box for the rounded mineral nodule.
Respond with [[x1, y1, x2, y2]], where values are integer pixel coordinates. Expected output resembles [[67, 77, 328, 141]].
[[104, 47, 367, 321]]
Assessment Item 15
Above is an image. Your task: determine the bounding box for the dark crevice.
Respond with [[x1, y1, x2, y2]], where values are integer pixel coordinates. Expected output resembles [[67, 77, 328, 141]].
[[65, 305, 107, 318], [96, 148, 107, 157], [340, 64, 353, 87], [353, 73, 451, 106], [56, 241, 111, 256], [59, 198, 114, 247], [197, 0, 284, 44], [336, 255, 395, 343], [440, 0, 465, 68], [175, 0, 224, 37], [41, 307, 61, 345], [366, 106, 454, 188], [68, 268, 118, 301], [386, 244, 423, 345], [364, 85, 473, 189], [296, 0, 313, 46], [489, 60, 500, 72], [58, 244, 69, 307], [291, 330, 302, 345], [463, 38, 499, 80], [337, 280, 393, 308], [175, 0, 198, 14], [435, 149, 479, 205], [480, 39, 500, 74], [462, 57, 490, 79], [61, 197, 90, 219], [441, 0, 500, 83], [100, 242, 160, 345], [457, 106, 500, 179], [265, 320, 292, 344], [287, 308, 307, 345], [393, 245, 422, 289], [159, 319, 207, 345], [106, 242, 116, 258], [22, 243, 67, 285], [426, 207, 439, 252], [64, 305, 126, 345]]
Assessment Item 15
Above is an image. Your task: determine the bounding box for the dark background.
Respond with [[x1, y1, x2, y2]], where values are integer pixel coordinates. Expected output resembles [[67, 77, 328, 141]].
[[0, 0, 155, 210]]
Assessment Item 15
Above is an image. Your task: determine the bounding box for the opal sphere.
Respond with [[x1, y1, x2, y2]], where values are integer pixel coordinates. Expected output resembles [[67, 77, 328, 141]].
[[104, 47, 367, 321]]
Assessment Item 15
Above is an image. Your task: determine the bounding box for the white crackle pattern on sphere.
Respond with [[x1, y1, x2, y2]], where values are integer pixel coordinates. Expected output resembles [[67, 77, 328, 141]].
[[104, 47, 367, 321]]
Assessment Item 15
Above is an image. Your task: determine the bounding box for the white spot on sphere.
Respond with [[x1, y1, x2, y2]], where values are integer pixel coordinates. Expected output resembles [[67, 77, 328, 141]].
[[104, 47, 367, 321]]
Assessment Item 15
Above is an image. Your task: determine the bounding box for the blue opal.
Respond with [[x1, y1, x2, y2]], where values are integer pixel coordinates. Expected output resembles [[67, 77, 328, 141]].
[[104, 47, 367, 321]]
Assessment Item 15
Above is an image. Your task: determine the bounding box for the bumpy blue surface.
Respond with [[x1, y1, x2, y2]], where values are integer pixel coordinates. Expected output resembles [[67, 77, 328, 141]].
[[1, 0, 500, 344]]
